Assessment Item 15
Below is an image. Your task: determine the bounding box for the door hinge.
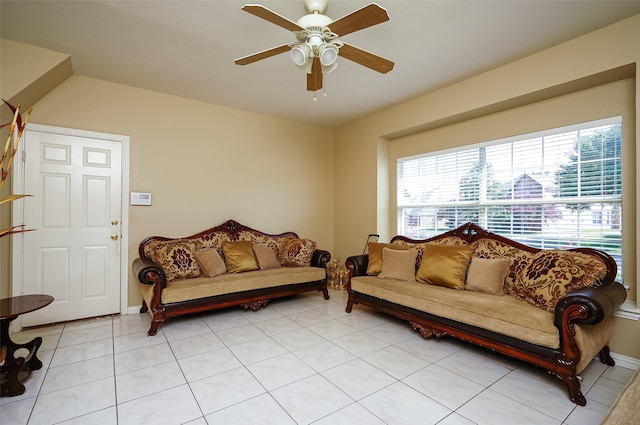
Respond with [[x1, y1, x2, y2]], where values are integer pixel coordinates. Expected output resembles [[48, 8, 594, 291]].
[[22, 150, 26, 161]]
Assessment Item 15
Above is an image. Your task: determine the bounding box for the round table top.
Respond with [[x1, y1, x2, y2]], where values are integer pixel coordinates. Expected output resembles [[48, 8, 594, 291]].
[[0, 294, 54, 320]]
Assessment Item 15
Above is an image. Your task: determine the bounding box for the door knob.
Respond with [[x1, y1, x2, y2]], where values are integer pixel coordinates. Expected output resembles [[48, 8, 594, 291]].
[[111, 234, 119, 241], [111, 220, 119, 226]]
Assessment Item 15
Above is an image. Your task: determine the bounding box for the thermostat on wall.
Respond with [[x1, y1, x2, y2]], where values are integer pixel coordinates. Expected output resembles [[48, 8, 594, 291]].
[[131, 192, 152, 206]]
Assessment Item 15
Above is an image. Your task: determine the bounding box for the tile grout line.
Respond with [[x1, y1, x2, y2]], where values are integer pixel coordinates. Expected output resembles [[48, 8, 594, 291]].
[[6, 292, 631, 425], [111, 316, 120, 425]]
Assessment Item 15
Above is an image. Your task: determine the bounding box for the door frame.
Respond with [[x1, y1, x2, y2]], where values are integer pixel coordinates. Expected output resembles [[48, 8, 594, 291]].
[[11, 123, 130, 330]]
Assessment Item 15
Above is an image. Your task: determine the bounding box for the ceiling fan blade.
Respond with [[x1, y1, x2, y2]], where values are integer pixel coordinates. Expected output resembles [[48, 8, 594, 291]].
[[339, 43, 394, 74], [307, 57, 323, 91], [329, 3, 390, 37], [235, 44, 291, 65], [242, 4, 304, 32]]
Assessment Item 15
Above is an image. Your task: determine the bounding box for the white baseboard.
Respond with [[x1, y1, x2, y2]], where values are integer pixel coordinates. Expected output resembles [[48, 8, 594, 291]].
[[127, 305, 143, 315], [611, 352, 640, 370]]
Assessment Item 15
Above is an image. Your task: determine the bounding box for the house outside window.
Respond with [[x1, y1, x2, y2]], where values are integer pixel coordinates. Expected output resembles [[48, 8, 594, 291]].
[[397, 117, 623, 280]]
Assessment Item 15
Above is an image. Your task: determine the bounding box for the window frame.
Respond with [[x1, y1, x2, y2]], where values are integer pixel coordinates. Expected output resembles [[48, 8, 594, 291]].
[[396, 117, 623, 279]]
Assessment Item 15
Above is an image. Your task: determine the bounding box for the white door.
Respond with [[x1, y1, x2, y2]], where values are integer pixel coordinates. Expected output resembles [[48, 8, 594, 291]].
[[18, 127, 124, 326]]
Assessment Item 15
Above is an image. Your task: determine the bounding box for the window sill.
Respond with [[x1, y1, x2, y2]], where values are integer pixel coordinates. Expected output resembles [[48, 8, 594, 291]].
[[614, 300, 640, 320]]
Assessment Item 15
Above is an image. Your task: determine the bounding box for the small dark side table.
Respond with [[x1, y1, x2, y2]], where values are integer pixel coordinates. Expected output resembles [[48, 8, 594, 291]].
[[0, 294, 54, 397]]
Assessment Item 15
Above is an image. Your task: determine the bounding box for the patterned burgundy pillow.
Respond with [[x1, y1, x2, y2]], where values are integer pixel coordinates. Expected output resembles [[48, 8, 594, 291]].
[[278, 237, 317, 267], [147, 239, 201, 282], [512, 250, 607, 312]]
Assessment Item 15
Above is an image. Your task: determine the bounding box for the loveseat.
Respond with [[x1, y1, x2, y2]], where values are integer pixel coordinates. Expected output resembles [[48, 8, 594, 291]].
[[132, 219, 330, 336], [345, 222, 626, 406]]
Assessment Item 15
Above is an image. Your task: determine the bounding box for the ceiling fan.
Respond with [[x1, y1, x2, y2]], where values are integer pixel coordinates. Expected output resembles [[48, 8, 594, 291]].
[[234, 0, 394, 94]]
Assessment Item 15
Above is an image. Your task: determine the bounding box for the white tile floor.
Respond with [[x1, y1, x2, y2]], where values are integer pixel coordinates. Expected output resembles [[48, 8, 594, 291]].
[[1, 289, 635, 425]]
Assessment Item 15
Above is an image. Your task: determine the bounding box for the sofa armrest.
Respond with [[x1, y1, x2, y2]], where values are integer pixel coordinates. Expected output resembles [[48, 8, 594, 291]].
[[132, 257, 167, 289], [311, 249, 331, 268], [554, 281, 627, 328], [345, 254, 369, 278]]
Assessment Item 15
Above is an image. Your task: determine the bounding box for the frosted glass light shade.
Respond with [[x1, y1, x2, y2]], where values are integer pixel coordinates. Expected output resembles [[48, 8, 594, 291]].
[[291, 44, 311, 66], [319, 44, 338, 66]]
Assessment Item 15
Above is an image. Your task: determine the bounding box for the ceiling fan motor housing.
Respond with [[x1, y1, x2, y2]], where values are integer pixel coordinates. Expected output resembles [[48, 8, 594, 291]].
[[296, 13, 333, 32]]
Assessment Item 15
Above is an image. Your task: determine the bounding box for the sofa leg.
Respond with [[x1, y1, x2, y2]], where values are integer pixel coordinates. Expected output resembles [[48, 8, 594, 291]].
[[321, 286, 330, 300], [147, 319, 161, 336], [346, 297, 354, 313], [598, 345, 615, 366], [557, 373, 587, 406], [140, 301, 148, 313]]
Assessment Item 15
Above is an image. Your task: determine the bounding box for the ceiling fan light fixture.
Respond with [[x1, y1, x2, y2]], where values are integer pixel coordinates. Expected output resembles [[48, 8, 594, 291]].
[[291, 43, 311, 66], [318, 43, 339, 66], [236, 1, 394, 93]]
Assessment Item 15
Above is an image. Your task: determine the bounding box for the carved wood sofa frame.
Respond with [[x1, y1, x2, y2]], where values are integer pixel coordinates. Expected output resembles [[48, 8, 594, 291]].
[[133, 220, 331, 336], [345, 223, 627, 406]]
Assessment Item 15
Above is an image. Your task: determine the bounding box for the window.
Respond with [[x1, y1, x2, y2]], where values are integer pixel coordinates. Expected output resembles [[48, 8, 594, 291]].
[[397, 117, 623, 280]]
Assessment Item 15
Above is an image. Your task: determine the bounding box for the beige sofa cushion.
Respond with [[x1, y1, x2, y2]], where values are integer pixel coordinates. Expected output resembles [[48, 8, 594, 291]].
[[253, 244, 281, 270], [351, 275, 559, 348], [367, 243, 408, 275], [468, 238, 535, 296], [466, 257, 510, 295], [139, 266, 326, 305], [378, 248, 417, 282], [195, 248, 227, 277]]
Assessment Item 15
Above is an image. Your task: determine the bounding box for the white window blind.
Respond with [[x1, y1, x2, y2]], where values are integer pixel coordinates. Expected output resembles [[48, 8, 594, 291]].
[[397, 117, 623, 280]]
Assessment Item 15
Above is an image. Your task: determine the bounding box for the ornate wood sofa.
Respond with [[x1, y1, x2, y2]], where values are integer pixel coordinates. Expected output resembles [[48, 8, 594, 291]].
[[345, 223, 626, 406], [132, 219, 330, 336]]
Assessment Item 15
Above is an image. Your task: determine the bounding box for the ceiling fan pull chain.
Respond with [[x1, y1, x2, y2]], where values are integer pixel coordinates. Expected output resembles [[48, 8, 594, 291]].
[[323, 72, 327, 97]]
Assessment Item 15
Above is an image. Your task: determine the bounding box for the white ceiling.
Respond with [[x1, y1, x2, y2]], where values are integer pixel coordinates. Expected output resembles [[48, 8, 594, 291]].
[[2, 1, 640, 127]]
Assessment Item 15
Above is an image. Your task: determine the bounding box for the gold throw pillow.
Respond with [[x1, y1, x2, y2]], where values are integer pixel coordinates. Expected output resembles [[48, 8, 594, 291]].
[[222, 241, 259, 273], [416, 244, 473, 290]]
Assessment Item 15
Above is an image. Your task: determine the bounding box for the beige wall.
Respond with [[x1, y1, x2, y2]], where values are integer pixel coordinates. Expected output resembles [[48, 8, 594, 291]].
[[333, 14, 640, 359], [36, 76, 334, 306], [0, 39, 72, 105], [0, 73, 334, 306]]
